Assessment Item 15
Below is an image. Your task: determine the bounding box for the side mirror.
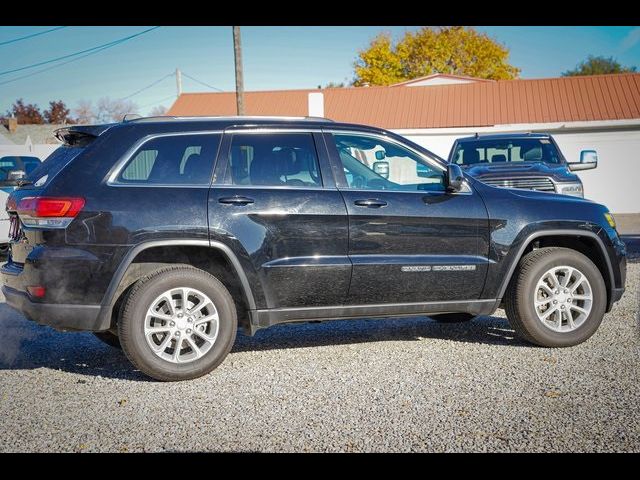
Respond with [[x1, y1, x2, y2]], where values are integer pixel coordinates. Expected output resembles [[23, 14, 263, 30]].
[[568, 150, 598, 171], [373, 161, 389, 179], [446, 164, 464, 192]]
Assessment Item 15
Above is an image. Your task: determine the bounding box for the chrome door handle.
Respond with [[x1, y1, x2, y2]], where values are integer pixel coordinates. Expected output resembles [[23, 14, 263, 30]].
[[354, 199, 387, 208], [218, 196, 255, 205]]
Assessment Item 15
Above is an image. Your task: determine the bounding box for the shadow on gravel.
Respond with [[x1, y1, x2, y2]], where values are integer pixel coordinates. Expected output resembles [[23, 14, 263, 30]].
[[0, 301, 528, 380]]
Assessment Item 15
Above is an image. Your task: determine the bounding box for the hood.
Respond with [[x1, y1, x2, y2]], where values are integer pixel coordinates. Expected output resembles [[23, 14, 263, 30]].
[[462, 162, 579, 182]]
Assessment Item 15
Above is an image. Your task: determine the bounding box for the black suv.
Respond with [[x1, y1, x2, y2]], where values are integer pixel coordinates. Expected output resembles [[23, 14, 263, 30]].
[[448, 133, 598, 198], [1, 116, 627, 381]]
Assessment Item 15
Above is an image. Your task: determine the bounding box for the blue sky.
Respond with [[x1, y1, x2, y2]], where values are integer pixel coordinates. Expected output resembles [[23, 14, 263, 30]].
[[1, 26, 639, 116]]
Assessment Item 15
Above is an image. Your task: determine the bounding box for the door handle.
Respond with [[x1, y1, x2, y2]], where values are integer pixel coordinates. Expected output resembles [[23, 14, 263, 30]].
[[354, 198, 387, 208], [218, 196, 255, 205]]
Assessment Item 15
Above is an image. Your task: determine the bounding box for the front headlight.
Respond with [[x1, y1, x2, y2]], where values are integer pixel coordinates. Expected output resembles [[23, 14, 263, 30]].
[[557, 182, 584, 198]]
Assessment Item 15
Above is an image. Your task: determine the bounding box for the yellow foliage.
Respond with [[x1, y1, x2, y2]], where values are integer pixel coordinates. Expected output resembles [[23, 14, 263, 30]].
[[353, 27, 520, 86]]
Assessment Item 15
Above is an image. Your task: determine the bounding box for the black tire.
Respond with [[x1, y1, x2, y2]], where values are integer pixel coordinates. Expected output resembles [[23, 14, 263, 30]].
[[504, 247, 606, 347], [93, 331, 122, 349], [430, 313, 476, 323], [117, 265, 237, 381]]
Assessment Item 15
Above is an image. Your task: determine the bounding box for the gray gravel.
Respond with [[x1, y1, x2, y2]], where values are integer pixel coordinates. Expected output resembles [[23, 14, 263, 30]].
[[0, 263, 638, 452]]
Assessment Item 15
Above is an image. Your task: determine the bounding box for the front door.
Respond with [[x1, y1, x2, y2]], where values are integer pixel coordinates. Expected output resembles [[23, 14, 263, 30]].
[[324, 130, 489, 305], [208, 129, 351, 309]]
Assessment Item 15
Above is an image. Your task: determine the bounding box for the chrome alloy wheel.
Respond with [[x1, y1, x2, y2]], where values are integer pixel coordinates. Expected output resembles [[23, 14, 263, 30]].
[[144, 287, 219, 364], [534, 265, 593, 333]]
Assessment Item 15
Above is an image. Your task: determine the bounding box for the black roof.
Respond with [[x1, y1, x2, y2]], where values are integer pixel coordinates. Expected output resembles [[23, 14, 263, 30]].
[[456, 132, 552, 142]]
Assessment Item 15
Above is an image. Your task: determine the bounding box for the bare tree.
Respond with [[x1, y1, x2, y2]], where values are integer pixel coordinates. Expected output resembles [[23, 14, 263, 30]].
[[74, 100, 96, 124], [150, 105, 168, 117], [95, 97, 139, 123]]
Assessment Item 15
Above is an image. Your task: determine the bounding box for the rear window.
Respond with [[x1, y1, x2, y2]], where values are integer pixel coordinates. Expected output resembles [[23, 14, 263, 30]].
[[26, 147, 84, 186]]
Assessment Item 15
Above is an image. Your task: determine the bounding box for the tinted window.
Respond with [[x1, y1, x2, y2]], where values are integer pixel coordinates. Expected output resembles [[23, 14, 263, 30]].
[[452, 138, 562, 166], [118, 134, 220, 185], [25, 147, 83, 186], [331, 133, 445, 192], [225, 133, 322, 187]]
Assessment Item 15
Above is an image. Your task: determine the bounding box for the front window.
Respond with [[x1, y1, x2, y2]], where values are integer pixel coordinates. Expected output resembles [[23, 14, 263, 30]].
[[451, 138, 562, 166], [330, 133, 445, 192]]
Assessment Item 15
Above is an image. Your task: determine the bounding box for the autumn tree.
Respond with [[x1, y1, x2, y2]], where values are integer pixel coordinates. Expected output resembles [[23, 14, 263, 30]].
[[43, 100, 74, 124], [149, 105, 168, 116], [562, 55, 637, 76], [94, 97, 139, 123], [6, 99, 44, 124], [74, 100, 96, 124], [353, 27, 520, 86]]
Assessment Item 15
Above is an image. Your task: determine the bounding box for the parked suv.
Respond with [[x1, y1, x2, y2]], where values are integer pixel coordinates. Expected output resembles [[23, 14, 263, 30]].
[[1, 117, 626, 381], [447, 133, 597, 198]]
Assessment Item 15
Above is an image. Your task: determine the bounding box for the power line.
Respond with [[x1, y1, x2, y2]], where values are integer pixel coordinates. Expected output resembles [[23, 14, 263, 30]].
[[0, 26, 160, 77], [0, 26, 67, 47], [181, 72, 224, 92], [120, 72, 174, 101], [138, 95, 176, 109]]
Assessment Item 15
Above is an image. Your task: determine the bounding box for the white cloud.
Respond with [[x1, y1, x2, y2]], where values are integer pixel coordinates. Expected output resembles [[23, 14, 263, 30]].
[[621, 27, 640, 51]]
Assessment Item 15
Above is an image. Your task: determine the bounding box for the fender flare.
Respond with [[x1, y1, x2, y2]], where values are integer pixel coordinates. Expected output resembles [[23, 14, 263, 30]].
[[99, 239, 256, 320], [496, 228, 615, 300]]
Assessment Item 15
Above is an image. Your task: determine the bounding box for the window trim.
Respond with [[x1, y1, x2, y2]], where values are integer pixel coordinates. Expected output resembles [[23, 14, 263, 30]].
[[214, 129, 330, 190], [106, 130, 223, 187]]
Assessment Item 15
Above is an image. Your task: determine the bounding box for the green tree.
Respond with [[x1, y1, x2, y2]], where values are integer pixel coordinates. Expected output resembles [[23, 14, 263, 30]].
[[562, 55, 637, 76], [353, 27, 520, 86]]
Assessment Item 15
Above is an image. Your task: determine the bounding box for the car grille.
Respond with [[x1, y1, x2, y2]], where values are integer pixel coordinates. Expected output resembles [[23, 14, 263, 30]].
[[482, 177, 556, 192]]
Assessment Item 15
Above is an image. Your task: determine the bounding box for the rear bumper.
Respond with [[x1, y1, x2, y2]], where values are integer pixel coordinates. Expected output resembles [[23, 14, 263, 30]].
[[2, 285, 108, 331]]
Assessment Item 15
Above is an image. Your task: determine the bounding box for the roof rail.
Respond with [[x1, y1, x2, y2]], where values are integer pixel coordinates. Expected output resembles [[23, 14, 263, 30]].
[[126, 115, 335, 123]]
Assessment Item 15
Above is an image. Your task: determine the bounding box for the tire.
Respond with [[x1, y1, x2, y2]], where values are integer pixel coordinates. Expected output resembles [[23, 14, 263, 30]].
[[93, 331, 122, 349], [430, 313, 476, 323], [504, 247, 606, 347], [117, 265, 237, 381]]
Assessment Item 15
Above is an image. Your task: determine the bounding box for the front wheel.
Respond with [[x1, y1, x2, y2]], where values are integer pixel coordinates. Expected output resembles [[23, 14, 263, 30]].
[[505, 247, 606, 347], [118, 266, 237, 381]]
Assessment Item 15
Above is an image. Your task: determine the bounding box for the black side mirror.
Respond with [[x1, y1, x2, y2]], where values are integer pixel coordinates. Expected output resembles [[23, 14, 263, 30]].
[[446, 164, 464, 192]]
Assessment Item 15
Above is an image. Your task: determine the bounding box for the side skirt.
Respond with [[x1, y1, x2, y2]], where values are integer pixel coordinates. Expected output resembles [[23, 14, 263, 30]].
[[247, 298, 499, 335]]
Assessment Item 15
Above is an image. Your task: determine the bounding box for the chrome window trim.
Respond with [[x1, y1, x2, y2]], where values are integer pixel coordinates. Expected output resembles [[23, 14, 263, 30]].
[[106, 130, 224, 186]]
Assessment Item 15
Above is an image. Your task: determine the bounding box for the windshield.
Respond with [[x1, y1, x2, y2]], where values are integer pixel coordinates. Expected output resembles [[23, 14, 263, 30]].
[[0, 156, 42, 186], [451, 138, 562, 166]]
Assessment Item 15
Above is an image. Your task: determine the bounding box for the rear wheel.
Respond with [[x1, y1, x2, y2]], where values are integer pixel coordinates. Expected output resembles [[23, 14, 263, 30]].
[[505, 247, 606, 347], [430, 313, 476, 323], [118, 265, 237, 381]]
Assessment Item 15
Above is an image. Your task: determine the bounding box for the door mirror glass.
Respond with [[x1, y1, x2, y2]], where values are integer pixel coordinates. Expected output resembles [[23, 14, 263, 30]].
[[372, 161, 389, 179], [446, 164, 464, 192], [569, 150, 598, 171]]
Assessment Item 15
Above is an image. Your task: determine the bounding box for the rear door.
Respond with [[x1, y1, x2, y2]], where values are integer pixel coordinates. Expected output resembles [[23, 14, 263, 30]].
[[208, 127, 350, 309], [324, 130, 489, 305]]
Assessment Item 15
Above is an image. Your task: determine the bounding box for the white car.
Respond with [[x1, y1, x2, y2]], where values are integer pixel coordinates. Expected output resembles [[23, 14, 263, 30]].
[[0, 189, 10, 254]]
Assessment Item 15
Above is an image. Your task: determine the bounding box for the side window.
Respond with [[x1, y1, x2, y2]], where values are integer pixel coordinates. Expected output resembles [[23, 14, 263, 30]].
[[225, 133, 322, 187], [118, 134, 221, 185], [331, 133, 445, 192]]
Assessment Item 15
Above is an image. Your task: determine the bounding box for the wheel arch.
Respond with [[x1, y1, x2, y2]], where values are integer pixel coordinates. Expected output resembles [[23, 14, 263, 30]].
[[97, 239, 256, 330], [497, 229, 615, 309]]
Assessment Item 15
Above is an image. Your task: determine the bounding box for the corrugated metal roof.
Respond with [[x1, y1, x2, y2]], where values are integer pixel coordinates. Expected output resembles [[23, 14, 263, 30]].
[[167, 73, 640, 129]]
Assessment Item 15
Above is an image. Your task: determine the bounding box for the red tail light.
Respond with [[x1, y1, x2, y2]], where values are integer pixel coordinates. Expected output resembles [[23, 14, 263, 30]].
[[17, 197, 85, 218]]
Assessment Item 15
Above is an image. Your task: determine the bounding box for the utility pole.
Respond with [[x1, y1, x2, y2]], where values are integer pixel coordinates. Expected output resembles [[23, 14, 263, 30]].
[[232, 26, 245, 116], [176, 68, 182, 98]]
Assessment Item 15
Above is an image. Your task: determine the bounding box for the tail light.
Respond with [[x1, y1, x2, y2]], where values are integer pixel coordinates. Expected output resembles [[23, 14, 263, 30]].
[[16, 196, 85, 228]]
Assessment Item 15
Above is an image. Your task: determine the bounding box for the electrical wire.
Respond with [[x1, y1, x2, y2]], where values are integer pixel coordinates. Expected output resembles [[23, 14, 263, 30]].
[[0, 26, 67, 47], [120, 72, 174, 100], [0, 26, 160, 77], [181, 72, 224, 92], [0, 28, 161, 87]]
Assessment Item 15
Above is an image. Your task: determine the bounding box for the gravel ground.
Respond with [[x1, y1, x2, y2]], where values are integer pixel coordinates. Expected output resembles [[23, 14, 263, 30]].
[[0, 262, 638, 452]]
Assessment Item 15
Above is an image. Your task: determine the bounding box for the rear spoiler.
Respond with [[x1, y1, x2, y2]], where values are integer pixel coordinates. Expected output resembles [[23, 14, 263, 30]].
[[54, 124, 115, 147]]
